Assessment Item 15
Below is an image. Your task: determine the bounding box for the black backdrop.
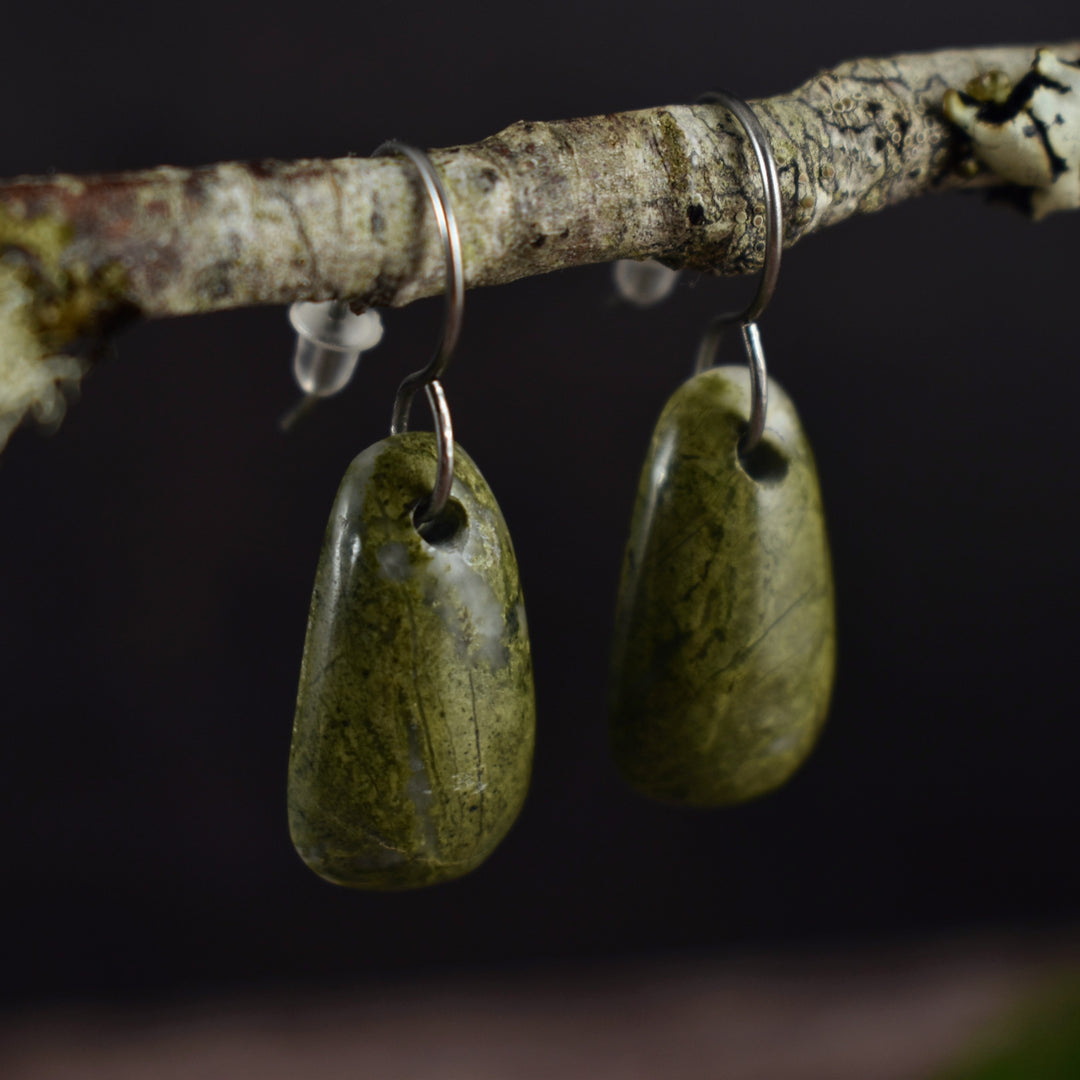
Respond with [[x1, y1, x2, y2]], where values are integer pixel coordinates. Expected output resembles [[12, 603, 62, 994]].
[[2, 2, 1079, 1007]]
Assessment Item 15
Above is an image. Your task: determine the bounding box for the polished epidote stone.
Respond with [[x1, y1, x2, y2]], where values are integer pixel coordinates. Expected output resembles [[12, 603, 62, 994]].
[[288, 432, 534, 889], [610, 365, 836, 806]]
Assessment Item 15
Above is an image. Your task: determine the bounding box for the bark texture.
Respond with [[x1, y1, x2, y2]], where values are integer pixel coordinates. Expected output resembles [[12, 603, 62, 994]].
[[3, 42, 1076, 319], [0, 41, 1076, 449]]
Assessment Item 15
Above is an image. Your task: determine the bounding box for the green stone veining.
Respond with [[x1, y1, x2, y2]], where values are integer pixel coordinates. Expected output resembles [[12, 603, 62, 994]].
[[610, 365, 836, 806], [288, 432, 535, 888]]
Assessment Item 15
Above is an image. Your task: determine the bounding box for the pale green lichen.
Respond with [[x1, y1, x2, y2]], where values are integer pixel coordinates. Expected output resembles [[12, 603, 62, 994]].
[[945, 49, 1080, 219], [961, 69, 1014, 105], [0, 207, 129, 449], [0, 261, 84, 451]]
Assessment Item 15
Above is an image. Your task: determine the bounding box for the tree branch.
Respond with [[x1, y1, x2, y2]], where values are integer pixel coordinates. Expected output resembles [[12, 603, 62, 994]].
[[0, 41, 1076, 449]]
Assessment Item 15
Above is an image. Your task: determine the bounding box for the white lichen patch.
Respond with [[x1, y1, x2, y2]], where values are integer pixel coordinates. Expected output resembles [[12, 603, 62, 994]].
[[945, 49, 1080, 219], [0, 262, 85, 451]]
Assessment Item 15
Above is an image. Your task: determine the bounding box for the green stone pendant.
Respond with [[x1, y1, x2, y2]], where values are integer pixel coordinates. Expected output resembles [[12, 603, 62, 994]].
[[288, 431, 535, 889], [610, 365, 836, 807]]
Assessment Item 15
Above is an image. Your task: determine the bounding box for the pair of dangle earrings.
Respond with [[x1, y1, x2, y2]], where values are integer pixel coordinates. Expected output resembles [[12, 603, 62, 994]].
[[609, 91, 837, 807], [287, 143, 535, 890], [286, 94, 837, 891]]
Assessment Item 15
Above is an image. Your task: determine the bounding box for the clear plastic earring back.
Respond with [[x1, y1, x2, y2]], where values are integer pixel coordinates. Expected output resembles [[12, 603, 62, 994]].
[[289, 300, 383, 397], [613, 259, 681, 307]]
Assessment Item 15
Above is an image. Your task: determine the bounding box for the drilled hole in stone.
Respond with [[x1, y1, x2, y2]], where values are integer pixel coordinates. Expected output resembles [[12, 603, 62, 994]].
[[414, 497, 468, 546], [737, 429, 789, 485]]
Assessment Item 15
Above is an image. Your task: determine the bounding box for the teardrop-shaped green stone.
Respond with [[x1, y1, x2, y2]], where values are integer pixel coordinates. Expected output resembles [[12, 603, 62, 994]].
[[288, 432, 535, 889], [609, 365, 836, 806]]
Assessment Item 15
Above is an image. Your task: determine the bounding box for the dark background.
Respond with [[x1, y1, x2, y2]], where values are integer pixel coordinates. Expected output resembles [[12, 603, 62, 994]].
[[1, 2, 1078, 1009]]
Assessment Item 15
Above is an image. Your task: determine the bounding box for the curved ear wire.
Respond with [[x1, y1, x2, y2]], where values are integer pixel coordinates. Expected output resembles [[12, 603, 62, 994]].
[[373, 141, 465, 525], [696, 90, 784, 453]]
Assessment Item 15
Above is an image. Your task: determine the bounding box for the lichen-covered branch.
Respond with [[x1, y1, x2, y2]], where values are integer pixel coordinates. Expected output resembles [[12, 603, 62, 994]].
[[0, 40, 1077, 448]]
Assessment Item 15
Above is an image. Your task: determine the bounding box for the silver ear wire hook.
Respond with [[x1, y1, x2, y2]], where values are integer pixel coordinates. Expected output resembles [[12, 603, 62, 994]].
[[373, 140, 465, 525], [694, 90, 783, 455]]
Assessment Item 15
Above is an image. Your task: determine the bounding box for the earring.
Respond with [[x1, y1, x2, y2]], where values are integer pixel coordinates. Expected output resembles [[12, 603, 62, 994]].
[[609, 91, 836, 807], [287, 143, 535, 889]]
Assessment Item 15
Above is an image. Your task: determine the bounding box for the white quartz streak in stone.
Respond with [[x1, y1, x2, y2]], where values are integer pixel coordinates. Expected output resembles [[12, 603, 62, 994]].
[[423, 504, 508, 671]]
